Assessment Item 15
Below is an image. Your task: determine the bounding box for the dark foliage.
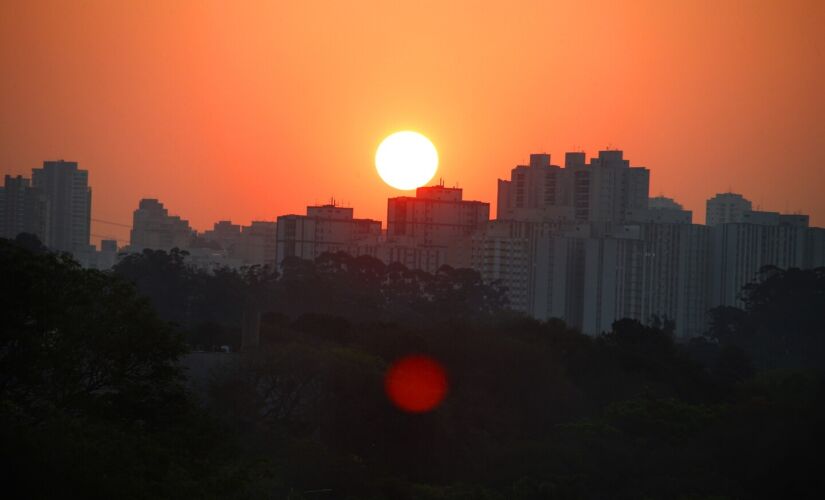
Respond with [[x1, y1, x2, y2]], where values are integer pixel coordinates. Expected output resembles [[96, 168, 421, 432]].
[[707, 266, 825, 371], [0, 238, 263, 499], [4, 241, 825, 499]]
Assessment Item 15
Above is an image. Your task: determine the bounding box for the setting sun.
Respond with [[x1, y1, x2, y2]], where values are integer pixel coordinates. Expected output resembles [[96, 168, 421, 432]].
[[375, 131, 438, 190]]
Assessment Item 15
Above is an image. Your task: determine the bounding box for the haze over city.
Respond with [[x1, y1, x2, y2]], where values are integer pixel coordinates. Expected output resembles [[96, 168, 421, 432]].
[[2, 0, 824, 246]]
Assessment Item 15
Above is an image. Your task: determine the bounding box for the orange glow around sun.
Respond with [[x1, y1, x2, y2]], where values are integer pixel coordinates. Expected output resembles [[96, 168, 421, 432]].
[[385, 355, 448, 413], [1, 1, 824, 238]]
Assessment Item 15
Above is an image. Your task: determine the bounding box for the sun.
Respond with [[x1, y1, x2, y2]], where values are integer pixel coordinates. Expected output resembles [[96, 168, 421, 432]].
[[375, 131, 439, 190]]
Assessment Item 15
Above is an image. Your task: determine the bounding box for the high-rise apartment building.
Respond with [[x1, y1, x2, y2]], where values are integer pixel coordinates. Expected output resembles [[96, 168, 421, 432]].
[[276, 204, 381, 264], [385, 184, 489, 271], [579, 225, 646, 335], [31, 160, 91, 254], [706, 193, 752, 226], [639, 223, 712, 337], [202, 220, 242, 251], [0, 175, 50, 243], [805, 228, 825, 269], [497, 150, 649, 224], [472, 220, 648, 335], [129, 199, 193, 252], [471, 220, 534, 313], [710, 217, 809, 307], [238, 221, 277, 267]]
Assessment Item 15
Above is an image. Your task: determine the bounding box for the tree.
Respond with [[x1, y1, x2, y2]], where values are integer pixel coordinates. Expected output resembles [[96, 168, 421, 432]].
[[0, 238, 256, 498]]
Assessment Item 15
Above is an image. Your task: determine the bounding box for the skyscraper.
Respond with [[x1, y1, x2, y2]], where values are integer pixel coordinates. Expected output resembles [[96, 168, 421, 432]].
[[31, 160, 91, 254]]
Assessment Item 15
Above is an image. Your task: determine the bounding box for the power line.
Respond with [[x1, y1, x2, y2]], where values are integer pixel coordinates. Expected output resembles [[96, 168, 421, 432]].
[[91, 218, 131, 228]]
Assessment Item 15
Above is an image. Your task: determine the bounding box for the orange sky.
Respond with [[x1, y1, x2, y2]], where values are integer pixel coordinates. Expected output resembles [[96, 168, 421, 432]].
[[2, 0, 824, 245]]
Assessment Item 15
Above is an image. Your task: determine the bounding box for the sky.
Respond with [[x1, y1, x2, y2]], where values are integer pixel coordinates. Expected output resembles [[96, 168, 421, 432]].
[[1, 0, 824, 245]]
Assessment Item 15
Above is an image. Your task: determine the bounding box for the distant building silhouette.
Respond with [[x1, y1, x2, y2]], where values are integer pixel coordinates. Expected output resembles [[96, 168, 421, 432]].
[[238, 221, 277, 266], [639, 222, 711, 337], [129, 198, 193, 252], [706, 193, 752, 225], [709, 205, 810, 307], [385, 184, 489, 272], [626, 195, 693, 224], [31, 160, 92, 256], [95, 239, 119, 269], [0, 174, 50, 243], [9, 148, 821, 339], [202, 220, 242, 251], [496, 151, 649, 224], [276, 204, 381, 263], [477, 151, 806, 337]]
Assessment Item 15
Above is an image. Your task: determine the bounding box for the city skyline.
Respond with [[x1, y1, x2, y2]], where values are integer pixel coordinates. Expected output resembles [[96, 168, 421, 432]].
[[2, 146, 821, 247], [6, 150, 821, 339], [2, 1, 824, 243]]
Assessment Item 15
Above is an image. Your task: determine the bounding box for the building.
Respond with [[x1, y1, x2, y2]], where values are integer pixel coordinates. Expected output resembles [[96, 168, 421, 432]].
[[805, 228, 825, 269], [0, 174, 50, 243], [496, 150, 649, 224], [625, 196, 693, 224], [741, 210, 809, 227], [709, 217, 809, 307], [129, 198, 193, 252], [639, 223, 712, 337], [706, 193, 752, 226], [276, 204, 381, 264], [88, 239, 120, 270], [579, 225, 646, 335], [495, 154, 574, 221], [237, 221, 277, 266], [31, 160, 91, 255], [471, 220, 533, 313], [386, 184, 489, 271], [471, 220, 649, 335], [202, 220, 242, 252]]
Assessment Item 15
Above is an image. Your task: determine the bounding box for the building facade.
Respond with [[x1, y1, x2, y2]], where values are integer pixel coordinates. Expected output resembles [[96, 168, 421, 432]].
[[129, 198, 193, 252], [706, 193, 752, 226], [31, 160, 91, 255], [276, 204, 381, 264], [496, 150, 650, 224], [386, 184, 489, 271], [0, 175, 50, 243]]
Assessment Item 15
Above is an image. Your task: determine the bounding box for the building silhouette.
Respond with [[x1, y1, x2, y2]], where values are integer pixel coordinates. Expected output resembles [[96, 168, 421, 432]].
[[706, 192, 752, 225], [0, 174, 50, 243], [276, 204, 381, 263], [496, 151, 649, 224], [31, 160, 92, 256], [129, 198, 193, 252], [238, 221, 277, 266], [8, 148, 821, 339], [472, 150, 823, 336], [709, 211, 810, 307], [385, 184, 489, 272]]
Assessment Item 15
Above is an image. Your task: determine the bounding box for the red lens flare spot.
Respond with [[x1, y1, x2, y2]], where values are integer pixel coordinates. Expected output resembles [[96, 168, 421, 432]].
[[385, 355, 448, 413]]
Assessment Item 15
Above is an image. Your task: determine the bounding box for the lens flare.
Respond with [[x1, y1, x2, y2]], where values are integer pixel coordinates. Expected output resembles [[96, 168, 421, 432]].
[[384, 354, 448, 413]]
